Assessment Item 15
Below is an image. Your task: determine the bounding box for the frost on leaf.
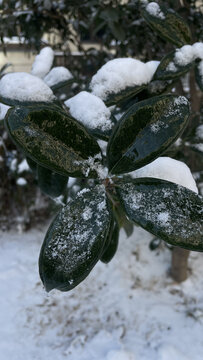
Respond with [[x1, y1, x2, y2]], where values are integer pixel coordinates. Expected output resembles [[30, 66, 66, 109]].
[[39, 185, 112, 292], [117, 178, 203, 251]]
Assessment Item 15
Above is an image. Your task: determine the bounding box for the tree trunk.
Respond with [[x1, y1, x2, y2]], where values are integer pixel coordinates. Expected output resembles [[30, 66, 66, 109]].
[[171, 247, 190, 282]]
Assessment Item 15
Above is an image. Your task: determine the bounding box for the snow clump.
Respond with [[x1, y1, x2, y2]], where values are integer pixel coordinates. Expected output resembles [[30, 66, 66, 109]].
[[31, 46, 54, 78], [44, 66, 73, 87], [175, 42, 203, 66], [16, 177, 27, 186], [145, 2, 165, 19], [90, 58, 160, 100], [0, 102, 10, 120], [130, 157, 198, 193], [18, 159, 30, 174], [0, 72, 55, 103], [65, 91, 113, 131]]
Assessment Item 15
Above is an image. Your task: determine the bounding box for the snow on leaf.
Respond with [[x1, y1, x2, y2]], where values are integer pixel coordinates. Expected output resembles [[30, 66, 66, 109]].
[[65, 91, 113, 132], [44, 66, 73, 87], [90, 58, 159, 101], [130, 157, 198, 194], [31, 46, 54, 78], [146, 2, 165, 20], [39, 185, 112, 292], [116, 178, 203, 251], [0, 72, 55, 104]]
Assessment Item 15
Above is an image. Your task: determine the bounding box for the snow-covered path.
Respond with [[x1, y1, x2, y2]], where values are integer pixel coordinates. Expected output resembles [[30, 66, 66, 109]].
[[1, 225, 203, 360]]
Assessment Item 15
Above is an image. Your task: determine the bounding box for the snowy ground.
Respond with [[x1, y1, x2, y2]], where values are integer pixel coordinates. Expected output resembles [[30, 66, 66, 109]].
[[1, 225, 203, 360]]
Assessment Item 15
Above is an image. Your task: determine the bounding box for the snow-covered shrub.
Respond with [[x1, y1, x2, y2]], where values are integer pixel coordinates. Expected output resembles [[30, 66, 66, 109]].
[[1, 4, 203, 291]]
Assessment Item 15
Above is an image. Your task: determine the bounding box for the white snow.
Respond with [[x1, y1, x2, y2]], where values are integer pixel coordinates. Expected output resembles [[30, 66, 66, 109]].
[[10, 158, 17, 172], [174, 42, 203, 67], [1, 225, 203, 359], [175, 45, 195, 66], [90, 58, 160, 100], [193, 143, 203, 152], [192, 42, 203, 60], [198, 60, 203, 80], [130, 157, 198, 193], [18, 159, 30, 174], [0, 72, 55, 102], [31, 46, 54, 78], [145, 2, 165, 19], [0, 103, 10, 120], [196, 124, 203, 140], [16, 177, 27, 186], [43, 66, 73, 87], [75, 153, 108, 179], [166, 62, 177, 72], [65, 91, 113, 131]]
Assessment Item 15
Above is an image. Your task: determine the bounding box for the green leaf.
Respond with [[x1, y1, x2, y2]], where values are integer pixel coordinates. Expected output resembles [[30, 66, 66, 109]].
[[37, 165, 68, 198], [50, 78, 74, 91], [142, 4, 192, 47], [39, 185, 112, 292], [109, 21, 125, 42], [100, 8, 119, 22], [26, 156, 37, 175], [116, 178, 203, 251], [104, 84, 146, 107], [195, 61, 203, 91], [5, 104, 102, 178], [100, 220, 119, 264], [0, 95, 60, 107], [154, 51, 194, 81], [107, 95, 190, 175]]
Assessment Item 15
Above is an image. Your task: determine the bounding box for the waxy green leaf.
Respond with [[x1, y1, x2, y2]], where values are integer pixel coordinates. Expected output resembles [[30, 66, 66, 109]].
[[100, 220, 119, 263], [5, 104, 102, 178], [195, 61, 203, 91], [142, 4, 191, 47], [26, 156, 37, 175], [104, 84, 146, 107], [37, 165, 68, 198], [116, 178, 203, 251], [51, 78, 74, 91], [107, 95, 190, 175], [39, 185, 112, 292]]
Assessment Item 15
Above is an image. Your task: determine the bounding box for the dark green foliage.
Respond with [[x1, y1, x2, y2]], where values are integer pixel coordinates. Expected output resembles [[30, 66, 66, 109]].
[[116, 178, 203, 251], [50, 78, 74, 92], [37, 165, 68, 198], [104, 84, 147, 107], [100, 220, 119, 264], [141, 3, 192, 47], [107, 95, 190, 175], [5, 104, 102, 178], [0, 95, 59, 107], [26, 156, 37, 175], [39, 185, 112, 291]]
